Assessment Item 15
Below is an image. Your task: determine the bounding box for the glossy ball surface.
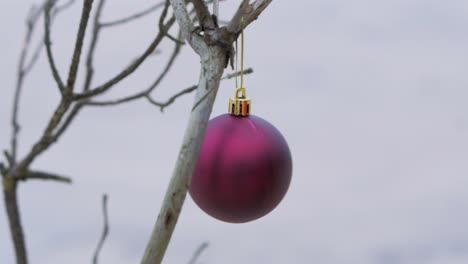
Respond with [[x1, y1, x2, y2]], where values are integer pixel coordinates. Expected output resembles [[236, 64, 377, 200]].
[[189, 114, 292, 223]]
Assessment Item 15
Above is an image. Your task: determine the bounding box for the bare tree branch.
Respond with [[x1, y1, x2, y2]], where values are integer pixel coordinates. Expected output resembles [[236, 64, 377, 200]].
[[23, 1, 77, 75], [100, 2, 166, 27], [17, 0, 97, 174], [4, 1, 211, 263], [44, 1, 66, 93], [83, 0, 106, 91], [228, 0, 273, 34], [23, 40, 44, 75], [84, 29, 184, 107], [3, 3, 79, 263], [52, 103, 83, 142], [11, 3, 46, 164], [54, 1, 180, 142], [147, 68, 253, 112], [85, 67, 252, 110], [188, 242, 209, 264], [92, 194, 109, 264], [72, 9, 176, 100], [18, 170, 72, 184], [3, 178, 28, 264], [56, 0, 77, 13], [141, 0, 272, 262], [49, 0, 105, 145], [169, 0, 206, 54], [65, 0, 95, 93]]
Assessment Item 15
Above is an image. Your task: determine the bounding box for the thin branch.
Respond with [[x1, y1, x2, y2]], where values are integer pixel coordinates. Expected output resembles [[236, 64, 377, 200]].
[[148, 67, 253, 112], [85, 67, 252, 110], [165, 32, 186, 45], [23, 40, 44, 75], [16, 100, 71, 174], [11, 2, 46, 164], [100, 2, 166, 27], [23, 1, 77, 75], [17, 0, 97, 173], [72, 14, 176, 101], [84, 30, 184, 107], [83, 0, 106, 91], [3, 178, 28, 264], [55, 0, 77, 13], [54, 2, 182, 144], [52, 103, 83, 142], [44, 1, 66, 93], [227, 0, 273, 34], [4, 3, 77, 263], [18, 170, 72, 184], [65, 0, 95, 93], [188, 242, 209, 264], [93, 194, 109, 264]]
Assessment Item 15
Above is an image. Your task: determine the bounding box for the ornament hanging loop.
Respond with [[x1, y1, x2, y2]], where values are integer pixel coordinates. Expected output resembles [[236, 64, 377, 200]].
[[240, 16, 245, 89], [235, 87, 247, 99], [229, 17, 251, 117]]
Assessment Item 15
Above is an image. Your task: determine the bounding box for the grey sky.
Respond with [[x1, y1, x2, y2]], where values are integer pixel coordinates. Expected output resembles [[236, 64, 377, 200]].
[[1, 0, 468, 263]]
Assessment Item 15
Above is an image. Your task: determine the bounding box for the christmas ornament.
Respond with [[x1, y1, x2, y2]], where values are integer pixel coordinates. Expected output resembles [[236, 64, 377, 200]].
[[189, 18, 292, 223]]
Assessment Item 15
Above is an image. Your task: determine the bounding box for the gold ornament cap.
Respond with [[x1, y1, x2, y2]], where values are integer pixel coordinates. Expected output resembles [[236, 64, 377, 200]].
[[228, 87, 251, 116]]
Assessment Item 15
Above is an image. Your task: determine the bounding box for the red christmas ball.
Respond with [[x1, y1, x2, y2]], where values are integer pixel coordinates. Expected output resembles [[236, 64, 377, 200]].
[[189, 114, 292, 223]]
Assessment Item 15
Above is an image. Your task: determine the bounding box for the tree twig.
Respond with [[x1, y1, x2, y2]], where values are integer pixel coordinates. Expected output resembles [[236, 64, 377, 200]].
[[11, 3, 46, 164], [92, 194, 109, 264], [83, 0, 106, 91], [18, 170, 72, 184], [52, 103, 83, 142], [85, 67, 252, 110], [100, 2, 166, 27], [17, 0, 97, 175], [169, 0, 206, 54], [44, 1, 66, 93], [3, 2, 78, 263], [227, 0, 273, 34], [23, 1, 77, 75], [72, 12, 176, 100], [151, 68, 253, 112], [188, 242, 209, 264], [65, 0, 95, 93], [85, 29, 184, 107]]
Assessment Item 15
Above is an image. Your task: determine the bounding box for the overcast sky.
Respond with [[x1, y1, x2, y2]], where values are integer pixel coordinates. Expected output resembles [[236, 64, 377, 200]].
[[1, 0, 468, 263]]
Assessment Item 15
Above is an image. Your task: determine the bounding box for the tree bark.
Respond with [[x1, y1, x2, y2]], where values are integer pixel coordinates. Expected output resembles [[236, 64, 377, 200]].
[[3, 178, 28, 264], [141, 0, 273, 263], [141, 46, 226, 264]]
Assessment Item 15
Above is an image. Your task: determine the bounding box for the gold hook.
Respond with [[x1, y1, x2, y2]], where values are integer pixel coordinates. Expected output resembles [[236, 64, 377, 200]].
[[229, 16, 250, 116], [240, 16, 245, 88]]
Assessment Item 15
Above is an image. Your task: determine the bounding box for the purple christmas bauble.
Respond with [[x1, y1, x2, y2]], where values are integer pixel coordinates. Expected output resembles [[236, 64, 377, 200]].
[[189, 114, 292, 223]]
